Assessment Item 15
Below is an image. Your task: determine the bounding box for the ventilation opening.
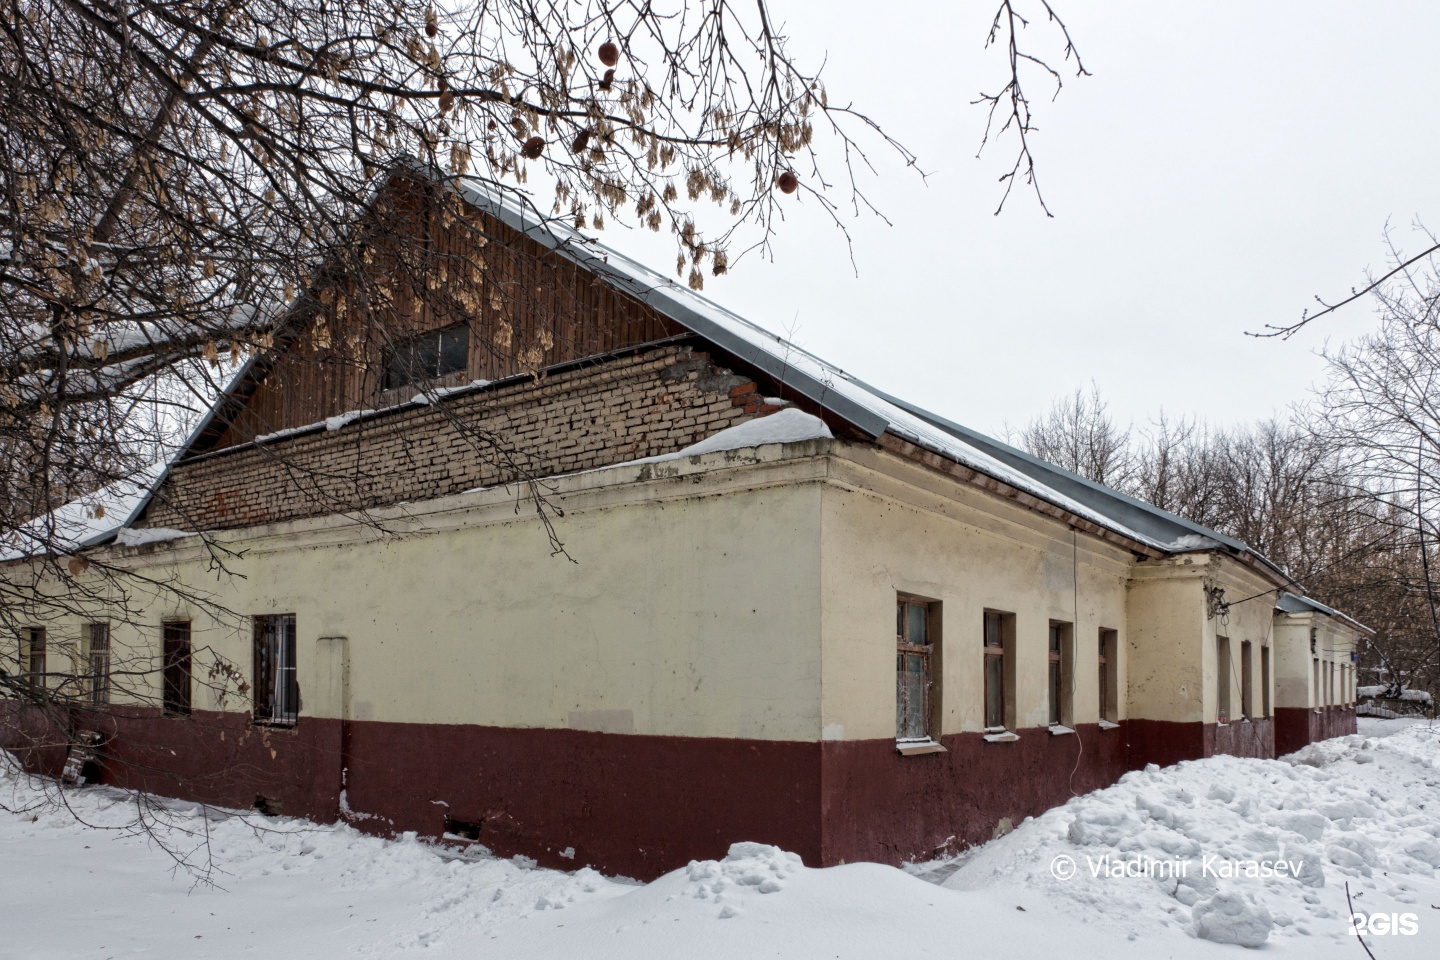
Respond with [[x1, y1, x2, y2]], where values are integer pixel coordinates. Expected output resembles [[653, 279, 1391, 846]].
[[444, 816, 483, 841], [254, 794, 283, 817]]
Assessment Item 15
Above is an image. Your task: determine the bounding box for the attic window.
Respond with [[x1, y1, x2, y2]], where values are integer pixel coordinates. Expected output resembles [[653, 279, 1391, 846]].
[[383, 326, 469, 390]]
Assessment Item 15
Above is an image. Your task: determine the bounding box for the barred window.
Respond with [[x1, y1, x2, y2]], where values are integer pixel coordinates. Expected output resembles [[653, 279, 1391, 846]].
[[253, 614, 298, 725], [87, 622, 110, 705]]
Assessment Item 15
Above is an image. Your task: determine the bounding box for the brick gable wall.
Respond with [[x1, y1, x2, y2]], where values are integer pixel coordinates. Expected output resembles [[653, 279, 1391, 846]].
[[142, 344, 782, 531]]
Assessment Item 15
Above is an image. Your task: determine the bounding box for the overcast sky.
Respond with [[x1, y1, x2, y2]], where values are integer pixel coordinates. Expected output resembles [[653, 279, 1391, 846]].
[[594, 1, 1440, 439]]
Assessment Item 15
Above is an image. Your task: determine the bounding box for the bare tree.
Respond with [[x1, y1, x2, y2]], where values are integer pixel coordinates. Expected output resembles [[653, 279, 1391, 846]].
[[1, 0, 1091, 868], [1314, 251, 1440, 697], [1020, 378, 1438, 702], [1019, 381, 1132, 488]]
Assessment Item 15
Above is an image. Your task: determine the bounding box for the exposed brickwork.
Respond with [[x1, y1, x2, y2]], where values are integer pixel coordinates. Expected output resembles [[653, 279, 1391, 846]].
[[142, 344, 784, 531]]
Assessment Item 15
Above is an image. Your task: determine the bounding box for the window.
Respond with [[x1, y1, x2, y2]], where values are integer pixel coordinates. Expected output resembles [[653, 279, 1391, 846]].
[[1260, 645, 1271, 718], [983, 611, 1013, 730], [1240, 640, 1253, 720], [163, 621, 192, 716], [21, 627, 45, 687], [1216, 635, 1231, 723], [1048, 621, 1072, 727], [896, 597, 937, 742], [1312, 657, 1321, 709], [87, 622, 110, 705], [382, 326, 469, 390], [1098, 628, 1119, 723], [253, 614, 298, 725]]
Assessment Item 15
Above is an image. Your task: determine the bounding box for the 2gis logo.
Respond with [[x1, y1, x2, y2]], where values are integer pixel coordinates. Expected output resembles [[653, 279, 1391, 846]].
[[1348, 912, 1420, 937]]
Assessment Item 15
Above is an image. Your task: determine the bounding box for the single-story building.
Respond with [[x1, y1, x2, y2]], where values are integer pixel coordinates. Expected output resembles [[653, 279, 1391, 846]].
[[2, 176, 1364, 878]]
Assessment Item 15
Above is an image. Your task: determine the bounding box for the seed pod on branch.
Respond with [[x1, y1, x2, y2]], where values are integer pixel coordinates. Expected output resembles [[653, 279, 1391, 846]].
[[521, 136, 545, 159], [598, 41, 619, 67], [777, 171, 799, 194]]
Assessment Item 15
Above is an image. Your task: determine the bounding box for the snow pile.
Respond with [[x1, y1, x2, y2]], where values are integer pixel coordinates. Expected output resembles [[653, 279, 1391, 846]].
[[4, 722, 1440, 959], [670, 408, 831, 458], [0, 461, 168, 561], [1358, 685, 1434, 704], [674, 843, 802, 918], [114, 526, 196, 548], [325, 409, 377, 431], [946, 723, 1440, 952]]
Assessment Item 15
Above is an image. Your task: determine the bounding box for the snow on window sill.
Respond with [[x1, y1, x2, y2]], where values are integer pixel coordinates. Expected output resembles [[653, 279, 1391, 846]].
[[1097, 719, 1121, 730], [1048, 724, 1076, 736], [983, 729, 1019, 743], [895, 739, 947, 756]]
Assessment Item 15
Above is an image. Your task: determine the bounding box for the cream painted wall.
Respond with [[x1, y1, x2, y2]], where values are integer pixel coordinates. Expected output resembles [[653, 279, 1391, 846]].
[[1126, 562, 1206, 724], [8, 449, 830, 741], [1124, 555, 1282, 725], [1206, 559, 1278, 724], [1273, 614, 1359, 709], [5, 440, 1325, 750], [817, 450, 1133, 741]]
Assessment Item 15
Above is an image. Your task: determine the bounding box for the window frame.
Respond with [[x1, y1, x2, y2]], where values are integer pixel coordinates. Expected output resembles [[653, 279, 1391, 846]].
[[162, 620, 193, 717], [1260, 644, 1272, 718], [86, 622, 110, 705], [895, 595, 941, 746], [1240, 639, 1253, 720], [21, 627, 46, 688], [381, 325, 470, 391], [252, 614, 299, 726], [1098, 628, 1120, 724], [982, 610, 1015, 732], [1047, 620, 1073, 728], [1216, 634, 1231, 724]]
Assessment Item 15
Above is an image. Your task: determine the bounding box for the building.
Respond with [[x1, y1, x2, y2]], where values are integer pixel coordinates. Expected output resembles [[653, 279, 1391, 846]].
[[2, 175, 1364, 879]]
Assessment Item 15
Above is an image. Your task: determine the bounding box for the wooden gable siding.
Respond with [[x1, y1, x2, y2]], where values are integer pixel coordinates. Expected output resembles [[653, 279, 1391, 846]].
[[209, 195, 681, 451]]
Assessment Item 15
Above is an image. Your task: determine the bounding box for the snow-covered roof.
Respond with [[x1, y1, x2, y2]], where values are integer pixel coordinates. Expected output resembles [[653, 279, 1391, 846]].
[[1275, 591, 1374, 634], [455, 178, 1293, 577], [72, 169, 1298, 586], [0, 461, 168, 562]]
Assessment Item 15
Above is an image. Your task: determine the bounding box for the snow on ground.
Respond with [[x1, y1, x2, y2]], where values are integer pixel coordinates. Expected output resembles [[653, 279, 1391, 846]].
[[2, 722, 1438, 959]]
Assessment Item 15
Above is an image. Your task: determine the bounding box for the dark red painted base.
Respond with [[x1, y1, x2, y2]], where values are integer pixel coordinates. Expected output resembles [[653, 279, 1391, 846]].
[[342, 720, 820, 877], [0, 705, 1353, 880], [1126, 716, 1275, 768], [1275, 706, 1356, 756], [820, 723, 1129, 865]]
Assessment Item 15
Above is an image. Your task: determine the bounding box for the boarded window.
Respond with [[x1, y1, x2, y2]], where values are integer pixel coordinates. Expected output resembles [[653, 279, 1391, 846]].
[[983, 611, 1012, 730], [1048, 621, 1071, 726], [163, 621, 192, 716], [253, 614, 298, 725], [896, 597, 937, 741], [1240, 640, 1253, 719], [1260, 645, 1271, 717], [382, 326, 469, 390], [87, 622, 110, 705], [1098, 628, 1119, 722], [1216, 635, 1231, 723]]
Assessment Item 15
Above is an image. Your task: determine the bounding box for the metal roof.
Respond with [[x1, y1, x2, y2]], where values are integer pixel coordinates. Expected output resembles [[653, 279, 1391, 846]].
[[53, 171, 1312, 595], [457, 178, 1296, 579]]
